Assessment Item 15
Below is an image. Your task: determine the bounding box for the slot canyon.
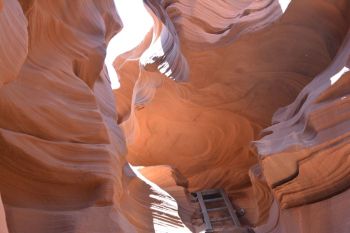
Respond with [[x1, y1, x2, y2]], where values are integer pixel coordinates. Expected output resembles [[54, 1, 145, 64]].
[[0, 0, 349, 232]]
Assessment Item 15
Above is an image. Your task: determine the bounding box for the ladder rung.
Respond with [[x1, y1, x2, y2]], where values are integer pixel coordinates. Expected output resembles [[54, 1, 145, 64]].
[[210, 216, 231, 222], [204, 197, 224, 203], [207, 206, 227, 212], [201, 189, 222, 195], [196, 189, 242, 230]]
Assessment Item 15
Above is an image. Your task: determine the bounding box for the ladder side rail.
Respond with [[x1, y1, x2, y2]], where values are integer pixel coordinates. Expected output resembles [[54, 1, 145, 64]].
[[220, 189, 241, 227], [197, 192, 213, 230]]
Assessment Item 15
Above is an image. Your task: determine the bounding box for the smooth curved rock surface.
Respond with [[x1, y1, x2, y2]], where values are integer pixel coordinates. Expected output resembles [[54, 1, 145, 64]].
[[256, 30, 350, 206], [114, 0, 350, 229], [253, 29, 350, 232], [0, 195, 8, 233], [2, 0, 350, 232], [254, 188, 350, 233], [161, 0, 284, 48], [0, 1, 191, 232], [116, 0, 349, 225], [0, 0, 27, 86]]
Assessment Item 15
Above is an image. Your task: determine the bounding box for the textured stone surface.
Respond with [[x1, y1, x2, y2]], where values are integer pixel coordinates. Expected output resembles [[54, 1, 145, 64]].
[[1, 0, 350, 232], [254, 30, 350, 233], [114, 0, 350, 230], [0, 1, 191, 232], [0, 0, 27, 86], [161, 0, 283, 48], [0, 195, 8, 233]]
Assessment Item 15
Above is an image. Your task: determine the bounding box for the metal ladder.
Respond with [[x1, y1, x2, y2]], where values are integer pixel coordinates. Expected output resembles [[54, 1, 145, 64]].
[[194, 189, 242, 232]]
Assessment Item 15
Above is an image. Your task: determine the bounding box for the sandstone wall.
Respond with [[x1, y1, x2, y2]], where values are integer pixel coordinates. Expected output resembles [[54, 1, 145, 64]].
[[1, 0, 350, 232], [0, 0, 191, 232], [114, 0, 350, 230]]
